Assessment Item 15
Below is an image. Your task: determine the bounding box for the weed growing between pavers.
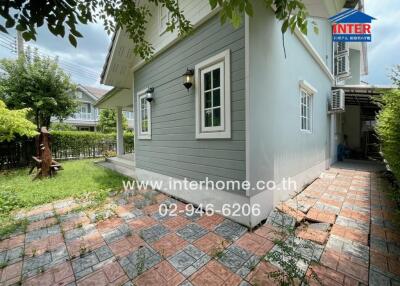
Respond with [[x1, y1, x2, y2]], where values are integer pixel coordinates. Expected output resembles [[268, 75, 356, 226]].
[[264, 196, 324, 286]]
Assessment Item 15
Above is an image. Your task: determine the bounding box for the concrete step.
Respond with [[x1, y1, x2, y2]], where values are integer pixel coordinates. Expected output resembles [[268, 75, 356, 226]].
[[106, 156, 135, 169], [96, 161, 136, 178]]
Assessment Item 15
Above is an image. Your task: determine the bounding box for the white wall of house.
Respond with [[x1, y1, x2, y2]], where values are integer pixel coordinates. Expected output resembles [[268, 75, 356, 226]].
[[247, 2, 334, 224]]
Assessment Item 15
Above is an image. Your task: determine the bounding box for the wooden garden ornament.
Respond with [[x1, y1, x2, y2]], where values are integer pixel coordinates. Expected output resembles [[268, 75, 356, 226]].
[[30, 127, 63, 179]]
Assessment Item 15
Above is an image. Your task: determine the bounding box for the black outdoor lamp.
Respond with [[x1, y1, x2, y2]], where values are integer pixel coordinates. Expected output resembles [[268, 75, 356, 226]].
[[182, 68, 194, 90], [145, 87, 154, 102]]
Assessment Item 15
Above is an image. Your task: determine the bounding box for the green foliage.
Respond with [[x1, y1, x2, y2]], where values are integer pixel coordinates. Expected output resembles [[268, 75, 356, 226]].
[[0, 216, 28, 240], [390, 65, 400, 87], [0, 0, 310, 60], [0, 190, 23, 214], [50, 122, 78, 131], [0, 100, 38, 142], [98, 109, 128, 133], [0, 159, 128, 209], [375, 87, 400, 180], [50, 130, 134, 155], [0, 49, 77, 129]]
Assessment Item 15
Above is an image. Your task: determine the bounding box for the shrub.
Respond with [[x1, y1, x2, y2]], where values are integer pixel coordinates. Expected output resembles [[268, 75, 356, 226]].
[[375, 88, 400, 180], [50, 130, 134, 159], [50, 122, 77, 131]]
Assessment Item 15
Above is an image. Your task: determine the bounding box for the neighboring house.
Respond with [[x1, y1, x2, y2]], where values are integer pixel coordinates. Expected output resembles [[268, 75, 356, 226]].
[[52, 85, 134, 131], [97, 0, 376, 227]]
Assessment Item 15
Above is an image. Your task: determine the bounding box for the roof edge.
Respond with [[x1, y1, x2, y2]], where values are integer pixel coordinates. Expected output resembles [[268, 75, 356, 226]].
[[94, 87, 122, 107], [100, 29, 119, 85]]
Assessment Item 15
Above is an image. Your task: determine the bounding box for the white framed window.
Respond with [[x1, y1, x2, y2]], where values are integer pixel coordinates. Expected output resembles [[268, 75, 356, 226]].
[[159, 6, 170, 35], [335, 53, 349, 77], [334, 42, 350, 79], [137, 89, 151, 139], [195, 50, 231, 139], [299, 80, 316, 133]]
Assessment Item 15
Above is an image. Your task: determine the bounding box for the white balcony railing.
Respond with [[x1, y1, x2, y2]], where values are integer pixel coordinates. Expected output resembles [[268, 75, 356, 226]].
[[71, 112, 98, 121]]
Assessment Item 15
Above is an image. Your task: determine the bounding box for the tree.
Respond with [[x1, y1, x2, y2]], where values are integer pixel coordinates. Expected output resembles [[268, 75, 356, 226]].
[[0, 0, 310, 60], [0, 99, 38, 142], [390, 65, 400, 87], [0, 49, 77, 129], [98, 109, 128, 133], [375, 68, 400, 180]]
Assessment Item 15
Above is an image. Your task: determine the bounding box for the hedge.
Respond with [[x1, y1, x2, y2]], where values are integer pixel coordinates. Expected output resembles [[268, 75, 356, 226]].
[[375, 88, 400, 180], [50, 131, 134, 159]]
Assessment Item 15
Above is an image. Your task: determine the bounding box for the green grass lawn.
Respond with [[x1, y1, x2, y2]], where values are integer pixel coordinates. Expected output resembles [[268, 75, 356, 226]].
[[0, 159, 128, 211]]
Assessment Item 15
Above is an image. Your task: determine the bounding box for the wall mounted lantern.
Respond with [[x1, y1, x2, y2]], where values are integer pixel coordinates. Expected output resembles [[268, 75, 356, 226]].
[[145, 87, 154, 102], [182, 68, 194, 90]]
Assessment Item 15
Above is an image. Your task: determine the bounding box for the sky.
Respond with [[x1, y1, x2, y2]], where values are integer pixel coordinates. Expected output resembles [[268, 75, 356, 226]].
[[0, 20, 113, 89], [0, 0, 399, 89], [363, 0, 400, 85]]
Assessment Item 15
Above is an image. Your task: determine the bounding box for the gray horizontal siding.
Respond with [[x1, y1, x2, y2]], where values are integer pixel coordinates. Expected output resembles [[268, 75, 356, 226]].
[[134, 15, 246, 182]]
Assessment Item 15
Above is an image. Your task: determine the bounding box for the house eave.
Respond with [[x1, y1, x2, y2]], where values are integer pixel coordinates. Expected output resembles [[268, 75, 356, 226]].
[[100, 29, 120, 85], [94, 87, 121, 108]]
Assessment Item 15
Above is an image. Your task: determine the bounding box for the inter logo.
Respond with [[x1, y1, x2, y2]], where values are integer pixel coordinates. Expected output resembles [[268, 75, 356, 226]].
[[329, 9, 376, 42]]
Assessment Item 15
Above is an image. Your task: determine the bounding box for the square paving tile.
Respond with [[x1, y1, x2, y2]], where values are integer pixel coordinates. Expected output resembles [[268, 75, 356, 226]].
[[64, 224, 96, 242], [23, 261, 75, 286], [214, 220, 247, 241], [168, 245, 211, 277], [162, 215, 191, 231], [196, 214, 225, 231], [234, 232, 274, 256], [193, 232, 228, 255], [128, 216, 158, 231], [140, 224, 169, 243], [176, 223, 208, 243], [190, 260, 242, 286], [71, 245, 113, 280], [0, 261, 22, 285], [266, 236, 324, 274], [151, 233, 188, 257], [115, 206, 144, 222], [25, 225, 61, 243], [120, 246, 162, 279], [218, 245, 259, 278], [134, 260, 185, 286], [0, 246, 24, 264], [109, 234, 146, 258], [76, 260, 129, 286], [101, 223, 132, 244]]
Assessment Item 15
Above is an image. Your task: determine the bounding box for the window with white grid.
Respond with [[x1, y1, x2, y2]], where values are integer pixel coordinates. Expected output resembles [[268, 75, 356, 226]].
[[300, 88, 313, 132], [137, 90, 151, 139]]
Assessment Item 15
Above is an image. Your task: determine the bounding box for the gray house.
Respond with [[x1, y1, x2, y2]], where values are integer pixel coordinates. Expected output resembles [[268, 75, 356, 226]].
[[52, 85, 134, 131], [97, 0, 373, 227]]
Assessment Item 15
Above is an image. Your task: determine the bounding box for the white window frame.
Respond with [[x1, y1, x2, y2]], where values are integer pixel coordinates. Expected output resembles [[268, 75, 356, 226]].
[[195, 50, 231, 139], [335, 53, 350, 77], [159, 6, 170, 35], [137, 89, 152, 140], [334, 42, 350, 79], [299, 80, 316, 133]]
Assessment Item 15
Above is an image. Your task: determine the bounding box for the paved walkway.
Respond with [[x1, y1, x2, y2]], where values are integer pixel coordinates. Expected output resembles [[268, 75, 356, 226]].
[[0, 162, 399, 285]]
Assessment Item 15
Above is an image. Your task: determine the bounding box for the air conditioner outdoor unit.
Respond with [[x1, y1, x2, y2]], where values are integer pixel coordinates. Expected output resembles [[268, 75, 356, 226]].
[[330, 89, 345, 112]]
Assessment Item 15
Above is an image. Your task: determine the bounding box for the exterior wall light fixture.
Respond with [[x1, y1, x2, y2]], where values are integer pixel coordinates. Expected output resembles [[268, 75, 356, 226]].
[[145, 87, 154, 102], [182, 68, 194, 90]]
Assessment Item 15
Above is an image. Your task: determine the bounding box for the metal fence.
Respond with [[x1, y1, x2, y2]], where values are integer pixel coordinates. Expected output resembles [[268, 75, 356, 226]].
[[0, 136, 134, 170]]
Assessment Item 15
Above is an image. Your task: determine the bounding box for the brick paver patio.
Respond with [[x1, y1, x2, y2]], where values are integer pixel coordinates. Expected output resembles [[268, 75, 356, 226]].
[[0, 163, 399, 285]]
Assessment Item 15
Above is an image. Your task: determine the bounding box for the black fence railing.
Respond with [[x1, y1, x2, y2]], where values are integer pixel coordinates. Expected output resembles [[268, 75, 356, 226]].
[[0, 134, 134, 170], [0, 138, 36, 170]]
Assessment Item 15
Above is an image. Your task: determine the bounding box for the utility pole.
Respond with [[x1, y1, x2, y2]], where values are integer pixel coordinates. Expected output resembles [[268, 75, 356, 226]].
[[17, 31, 24, 56]]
